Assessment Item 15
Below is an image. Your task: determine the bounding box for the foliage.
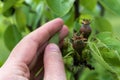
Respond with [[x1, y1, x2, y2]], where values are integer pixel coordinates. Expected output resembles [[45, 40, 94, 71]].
[[0, 0, 120, 80]]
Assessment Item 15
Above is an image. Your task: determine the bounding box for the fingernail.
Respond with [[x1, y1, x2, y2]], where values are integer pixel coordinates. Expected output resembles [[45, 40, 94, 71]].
[[46, 43, 60, 52]]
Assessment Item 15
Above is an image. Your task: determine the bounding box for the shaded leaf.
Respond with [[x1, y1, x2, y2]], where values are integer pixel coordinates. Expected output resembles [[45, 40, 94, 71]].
[[96, 32, 120, 67], [89, 42, 117, 74], [100, 48, 120, 67], [96, 32, 120, 53], [33, 0, 42, 4], [66, 69, 74, 80], [92, 17, 112, 32], [3, 7, 15, 17], [15, 8, 27, 31], [4, 24, 22, 51], [46, 0, 75, 16], [3, 0, 17, 12], [81, 0, 97, 11], [62, 8, 75, 28], [0, 38, 9, 66], [49, 32, 59, 45], [99, 0, 120, 16]]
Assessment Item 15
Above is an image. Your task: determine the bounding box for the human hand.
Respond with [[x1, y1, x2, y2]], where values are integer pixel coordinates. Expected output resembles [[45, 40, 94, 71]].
[[0, 18, 68, 80]]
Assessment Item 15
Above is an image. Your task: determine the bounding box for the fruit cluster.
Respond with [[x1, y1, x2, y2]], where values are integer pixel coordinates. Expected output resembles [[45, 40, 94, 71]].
[[71, 19, 92, 54], [71, 19, 94, 70]]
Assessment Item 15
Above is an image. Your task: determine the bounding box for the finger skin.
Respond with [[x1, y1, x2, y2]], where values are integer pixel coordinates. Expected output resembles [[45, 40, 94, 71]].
[[30, 25, 68, 77], [59, 25, 69, 41], [3, 18, 64, 66], [44, 43, 66, 80]]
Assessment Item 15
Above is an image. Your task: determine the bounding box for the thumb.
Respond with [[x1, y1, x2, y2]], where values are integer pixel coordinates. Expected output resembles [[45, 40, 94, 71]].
[[43, 43, 66, 80]]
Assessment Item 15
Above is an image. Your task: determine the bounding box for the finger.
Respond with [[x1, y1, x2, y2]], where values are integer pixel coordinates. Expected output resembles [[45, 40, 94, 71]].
[[59, 25, 69, 48], [59, 25, 69, 41], [4, 18, 64, 66], [34, 25, 68, 55], [30, 25, 68, 76], [44, 43, 66, 80]]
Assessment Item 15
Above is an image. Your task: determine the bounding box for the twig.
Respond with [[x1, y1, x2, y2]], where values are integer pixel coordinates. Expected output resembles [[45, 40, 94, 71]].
[[74, 0, 80, 19], [98, 2, 105, 16]]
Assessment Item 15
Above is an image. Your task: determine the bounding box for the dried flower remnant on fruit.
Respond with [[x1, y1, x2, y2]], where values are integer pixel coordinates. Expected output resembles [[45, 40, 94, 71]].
[[71, 33, 87, 54], [71, 19, 92, 54]]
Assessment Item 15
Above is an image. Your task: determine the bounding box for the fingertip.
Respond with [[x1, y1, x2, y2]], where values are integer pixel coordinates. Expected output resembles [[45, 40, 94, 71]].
[[59, 25, 69, 40], [54, 18, 64, 25], [63, 25, 69, 35], [44, 43, 66, 80], [45, 43, 60, 53]]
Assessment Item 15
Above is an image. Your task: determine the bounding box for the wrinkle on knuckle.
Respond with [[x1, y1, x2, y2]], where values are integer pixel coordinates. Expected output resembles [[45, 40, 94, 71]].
[[14, 63, 30, 79]]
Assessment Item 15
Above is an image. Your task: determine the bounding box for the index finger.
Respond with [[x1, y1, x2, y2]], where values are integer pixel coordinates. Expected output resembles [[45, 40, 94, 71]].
[[5, 18, 64, 65]]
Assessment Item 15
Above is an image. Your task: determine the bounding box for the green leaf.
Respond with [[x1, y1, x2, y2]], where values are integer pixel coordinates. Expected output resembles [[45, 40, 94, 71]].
[[46, 0, 75, 16], [96, 32, 120, 67], [3, 7, 15, 17], [89, 42, 116, 73], [97, 32, 120, 53], [96, 32, 112, 39], [32, 2, 45, 29], [14, 0, 24, 8], [15, 8, 27, 31], [64, 56, 73, 67], [3, 0, 18, 12], [33, 0, 42, 4], [0, 37, 9, 66], [92, 17, 112, 32], [49, 33, 59, 45], [81, 0, 97, 11], [100, 48, 120, 67], [4, 24, 22, 51], [18, 5, 31, 27], [62, 7, 75, 28], [65, 69, 74, 80], [79, 63, 118, 80], [99, 0, 120, 16]]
